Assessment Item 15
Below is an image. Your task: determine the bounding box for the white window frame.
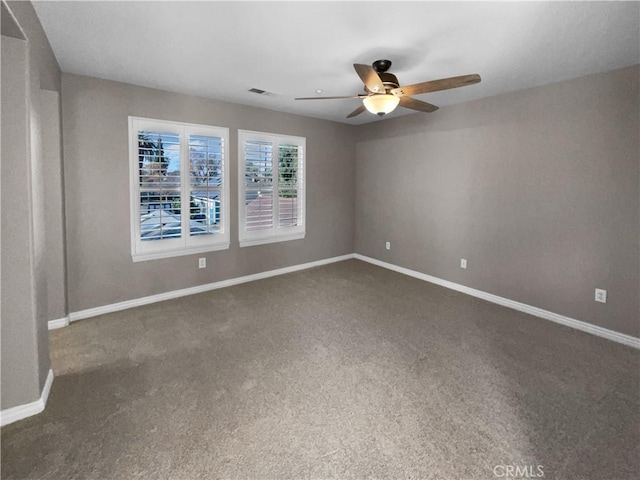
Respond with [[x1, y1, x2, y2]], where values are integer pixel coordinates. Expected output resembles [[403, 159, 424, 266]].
[[129, 116, 230, 262], [238, 130, 306, 247]]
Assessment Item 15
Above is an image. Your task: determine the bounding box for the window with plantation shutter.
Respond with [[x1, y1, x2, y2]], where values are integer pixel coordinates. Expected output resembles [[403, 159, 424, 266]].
[[238, 130, 305, 247], [129, 117, 230, 261]]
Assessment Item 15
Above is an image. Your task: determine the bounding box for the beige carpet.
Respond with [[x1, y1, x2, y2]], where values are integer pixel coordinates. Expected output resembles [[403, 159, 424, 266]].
[[2, 259, 638, 479]]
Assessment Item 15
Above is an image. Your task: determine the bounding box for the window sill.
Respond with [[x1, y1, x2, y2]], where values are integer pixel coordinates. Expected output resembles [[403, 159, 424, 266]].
[[132, 242, 230, 262], [239, 232, 305, 248]]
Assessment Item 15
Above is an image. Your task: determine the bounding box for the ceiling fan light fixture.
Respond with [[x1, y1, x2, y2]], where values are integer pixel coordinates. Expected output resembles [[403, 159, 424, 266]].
[[295, 61, 480, 119], [363, 94, 400, 116]]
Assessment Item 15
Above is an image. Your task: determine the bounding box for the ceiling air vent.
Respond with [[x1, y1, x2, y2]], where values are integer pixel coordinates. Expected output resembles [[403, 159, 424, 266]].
[[248, 88, 267, 94]]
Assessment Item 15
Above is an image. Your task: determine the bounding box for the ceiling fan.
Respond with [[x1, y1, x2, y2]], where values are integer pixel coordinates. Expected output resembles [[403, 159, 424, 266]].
[[295, 59, 481, 118]]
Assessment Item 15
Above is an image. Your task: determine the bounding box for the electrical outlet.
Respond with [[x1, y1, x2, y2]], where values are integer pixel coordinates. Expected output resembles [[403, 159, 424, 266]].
[[595, 288, 607, 303], [198, 257, 206, 269], [460, 258, 467, 269], [385, 241, 391, 250]]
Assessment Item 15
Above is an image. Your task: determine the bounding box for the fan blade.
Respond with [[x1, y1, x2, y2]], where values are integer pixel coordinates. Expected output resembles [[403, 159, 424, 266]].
[[399, 96, 439, 113], [295, 95, 365, 100], [392, 74, 481, 97], [353, 64, 385, 93], [346, 104, 366, 118]]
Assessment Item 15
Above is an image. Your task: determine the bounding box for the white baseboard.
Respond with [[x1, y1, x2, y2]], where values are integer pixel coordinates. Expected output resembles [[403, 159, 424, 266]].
[[69, 254, 355, 323], [354, 254, 640, 350], [1, 369, 54, 427], [59, 252, 638, 350], [48, 316, 69, 330]]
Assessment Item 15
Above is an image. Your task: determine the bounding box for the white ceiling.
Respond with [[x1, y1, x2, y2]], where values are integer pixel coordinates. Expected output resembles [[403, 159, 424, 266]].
[[32, 1, 639, 125]]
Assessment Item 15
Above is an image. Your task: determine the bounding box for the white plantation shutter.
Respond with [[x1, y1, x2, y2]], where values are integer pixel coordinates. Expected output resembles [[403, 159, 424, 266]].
[[244, 139, 274, 230], [130, 117, 230, 261], [239, 130, 305, 247], [188, 133, 224, 237], [137, 129, 182, 243], [278, 144, 303, 227]]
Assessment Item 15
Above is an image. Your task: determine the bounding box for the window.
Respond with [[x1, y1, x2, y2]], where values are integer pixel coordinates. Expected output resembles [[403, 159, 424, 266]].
[[238, 130, 305, 247], [129, 117, 229, 261]]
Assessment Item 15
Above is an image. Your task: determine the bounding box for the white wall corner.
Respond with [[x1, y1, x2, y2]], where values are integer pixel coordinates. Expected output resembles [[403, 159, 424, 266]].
[[0, 368, 54, 427]]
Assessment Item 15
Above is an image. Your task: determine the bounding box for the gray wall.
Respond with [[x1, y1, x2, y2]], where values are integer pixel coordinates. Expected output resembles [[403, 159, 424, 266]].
[[41, 89, 68, 322], [5, 0, 60, 91], [1, 35, 42, 408], [355, 66, 639, 337], [1, 0, 61, 410], [61, 73, 356, 313]]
